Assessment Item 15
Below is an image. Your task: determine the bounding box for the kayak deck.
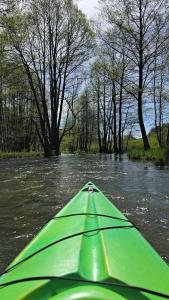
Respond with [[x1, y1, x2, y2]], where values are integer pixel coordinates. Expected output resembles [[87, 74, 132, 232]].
[[0, 182, 169, 299]]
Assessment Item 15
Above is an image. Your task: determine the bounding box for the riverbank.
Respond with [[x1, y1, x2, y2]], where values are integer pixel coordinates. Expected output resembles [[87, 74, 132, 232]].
[[1, 137, 169, 166], [127, 137, 169, 165], [0, 151, 42, 159]]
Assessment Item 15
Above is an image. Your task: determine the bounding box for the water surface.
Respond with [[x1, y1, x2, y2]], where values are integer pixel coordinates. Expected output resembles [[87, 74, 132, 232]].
[[0, 154, 169, 272]]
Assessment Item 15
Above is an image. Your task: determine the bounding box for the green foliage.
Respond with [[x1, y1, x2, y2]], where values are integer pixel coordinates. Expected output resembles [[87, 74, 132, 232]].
[[61, 133, 99, 154], [61, 134, 76, 153], [0, 151, 42, 159], [89, 143, 99, 154], [127, 136, 169, 165], [2, 12, 28, 46]]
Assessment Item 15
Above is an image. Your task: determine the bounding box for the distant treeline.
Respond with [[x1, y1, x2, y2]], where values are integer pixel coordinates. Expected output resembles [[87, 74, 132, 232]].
[[0, 0, 169, 156]]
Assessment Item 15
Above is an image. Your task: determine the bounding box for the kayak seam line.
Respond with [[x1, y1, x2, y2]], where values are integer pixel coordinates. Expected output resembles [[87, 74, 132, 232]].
[[0, 276, 169, 299], [0, 225, 135, 277], [99, 223, 110, 276], [53, 213, 135, 225]]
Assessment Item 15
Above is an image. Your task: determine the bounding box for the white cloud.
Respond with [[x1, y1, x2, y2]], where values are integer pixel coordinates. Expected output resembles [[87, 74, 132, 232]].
[[75, 0, 99, 18]]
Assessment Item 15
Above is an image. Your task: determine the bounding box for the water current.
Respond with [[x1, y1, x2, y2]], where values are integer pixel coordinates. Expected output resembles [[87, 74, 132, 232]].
[[0, 154, 169, 272]]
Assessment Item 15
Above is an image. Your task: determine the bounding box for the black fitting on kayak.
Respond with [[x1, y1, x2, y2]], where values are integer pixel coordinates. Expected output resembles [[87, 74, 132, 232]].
[[88, 186, 94, 193], [0, 276, 169, 299], [82, 187, 99, 192]]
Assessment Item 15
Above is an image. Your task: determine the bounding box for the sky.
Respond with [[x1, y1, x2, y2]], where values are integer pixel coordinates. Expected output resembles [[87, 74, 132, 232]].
[[75, 0, 99, 18]]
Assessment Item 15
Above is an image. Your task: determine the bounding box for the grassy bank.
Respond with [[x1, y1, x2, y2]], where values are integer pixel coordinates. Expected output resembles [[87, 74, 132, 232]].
[[127, 137, 169, 165], [0, 151, 42, 159], [1, 136, 169, 165]]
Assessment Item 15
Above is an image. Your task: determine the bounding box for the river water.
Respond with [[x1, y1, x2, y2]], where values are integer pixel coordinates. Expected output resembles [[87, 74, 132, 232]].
[[0, 154, 169, 272]]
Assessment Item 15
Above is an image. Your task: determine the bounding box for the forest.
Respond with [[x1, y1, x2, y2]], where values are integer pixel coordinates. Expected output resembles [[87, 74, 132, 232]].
[[0, 0, 169, 162]]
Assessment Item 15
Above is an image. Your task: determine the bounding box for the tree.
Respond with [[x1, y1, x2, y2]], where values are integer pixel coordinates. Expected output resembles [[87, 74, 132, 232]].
[[3, 0, 94, 156], [100, 0, 169, 150], [91, 60, 119, 154], [0, 32, 38, 152]]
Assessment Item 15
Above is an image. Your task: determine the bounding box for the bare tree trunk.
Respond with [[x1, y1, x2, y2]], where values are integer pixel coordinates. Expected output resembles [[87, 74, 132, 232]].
[[118, 67, 124, 154], [85, 95, 88, 152], [97, 82, 102, 153], [159, 68, 164, 147], [138, 0, 150, 151], [103, 77, 107, 152], [112, 81, 118, 153]]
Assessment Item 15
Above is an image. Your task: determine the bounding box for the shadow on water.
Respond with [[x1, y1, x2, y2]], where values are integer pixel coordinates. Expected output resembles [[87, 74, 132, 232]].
[[0, 154, 169, 272]]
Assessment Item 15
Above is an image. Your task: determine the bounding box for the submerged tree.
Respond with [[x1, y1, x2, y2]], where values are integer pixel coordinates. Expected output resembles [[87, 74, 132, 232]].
[[2, 0, 94, 156]]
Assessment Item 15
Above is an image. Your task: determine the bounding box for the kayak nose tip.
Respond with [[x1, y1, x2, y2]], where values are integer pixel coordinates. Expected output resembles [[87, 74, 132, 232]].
[[87, 182, 93, 186], [87, 182, 94, 192], [82, 182, 99, 192]]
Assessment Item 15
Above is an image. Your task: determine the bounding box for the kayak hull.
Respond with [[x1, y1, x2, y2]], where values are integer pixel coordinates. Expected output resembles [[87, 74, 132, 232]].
[[0, 182, 169, 299]]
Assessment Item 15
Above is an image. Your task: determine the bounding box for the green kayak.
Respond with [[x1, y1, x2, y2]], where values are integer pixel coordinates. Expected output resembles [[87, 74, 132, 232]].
[[0, 182, 169, 299]]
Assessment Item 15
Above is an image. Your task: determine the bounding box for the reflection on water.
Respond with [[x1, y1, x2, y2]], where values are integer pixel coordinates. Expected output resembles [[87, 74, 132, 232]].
[[0, 154, 169, 271]]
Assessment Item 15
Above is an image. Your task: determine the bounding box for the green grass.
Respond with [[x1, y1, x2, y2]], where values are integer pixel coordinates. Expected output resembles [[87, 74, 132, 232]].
[[61, 134, 100, 154], [2, 135, 168, 164], [0, 151, 42, 159], [127, 136, 169, 165], [88, 143, 100, 154]]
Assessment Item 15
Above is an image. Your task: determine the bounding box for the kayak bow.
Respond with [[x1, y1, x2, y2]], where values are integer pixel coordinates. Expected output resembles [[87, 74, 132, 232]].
[[0, 182, 169, 299]]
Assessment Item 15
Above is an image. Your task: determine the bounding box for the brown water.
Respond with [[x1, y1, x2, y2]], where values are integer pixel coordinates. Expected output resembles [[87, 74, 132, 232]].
[[0, 154, 169, 272]]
